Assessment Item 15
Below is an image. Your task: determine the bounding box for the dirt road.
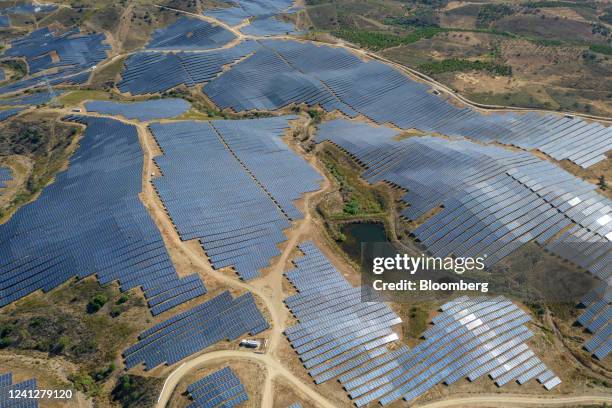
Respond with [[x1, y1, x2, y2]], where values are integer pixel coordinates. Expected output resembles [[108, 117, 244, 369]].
[[416, 395, 612, 408]]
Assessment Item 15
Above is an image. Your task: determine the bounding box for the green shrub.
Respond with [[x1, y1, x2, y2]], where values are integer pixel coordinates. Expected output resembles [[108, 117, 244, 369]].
[[87, 294, 108, 313], [476, 4, 514, 28]]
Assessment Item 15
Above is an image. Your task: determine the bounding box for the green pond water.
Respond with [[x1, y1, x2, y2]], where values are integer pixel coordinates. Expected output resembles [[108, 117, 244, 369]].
[[340, 222, 388, 263]]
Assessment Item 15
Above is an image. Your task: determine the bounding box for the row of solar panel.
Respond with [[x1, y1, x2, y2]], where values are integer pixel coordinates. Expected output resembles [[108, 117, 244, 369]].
[[148, 116, 321, 280], [283, 243, 559, 405], [201, 39, 610, 169], [0, 167, 11, 189], [204, 0, 296, 27], [0, 116, 206, 315], [123, 290, 268, 370], [315, 119, 610, 278], [0, 372, 39, 408], [186, 367, 248, 408], [578, 283, 611, 360], [0, 90, 61, 106], [0, 27, 109, 96], [85, 99, 191, 121], [118, 41, 260, 95], [146, 17, 236, 50]]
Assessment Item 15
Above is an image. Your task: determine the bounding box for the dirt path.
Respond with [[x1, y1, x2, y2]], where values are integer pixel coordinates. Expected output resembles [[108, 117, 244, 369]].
[[155, 350, 338, 408], [415, 395, 612, 408]]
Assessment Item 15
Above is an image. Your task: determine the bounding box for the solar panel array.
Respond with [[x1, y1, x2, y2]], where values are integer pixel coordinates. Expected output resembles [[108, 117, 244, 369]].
[[85, 98, 191, 121], [0, 27, 109, 95], [0, 166, 11, 189], [118, 40, 259, 95], [203, 40, 610, 168], [240, 16, 299, 36], [0, 372, 39, 408], [0, 115, 206, 314], [204, 0, 295, 26], [0, 15, 9, 27], [283, 243, 558, 405], [146, 17, 235, 50], [149, 116, 321, 279], [283, 242, 406, 397], [0, 90, 61, 106], [123, 290, 268, 370], [315, 119, 611, 273], [186, 367, 248, 408], [579, 282, 611, 360], [0, 3, 57, 14], [0, 107, 23, 121]]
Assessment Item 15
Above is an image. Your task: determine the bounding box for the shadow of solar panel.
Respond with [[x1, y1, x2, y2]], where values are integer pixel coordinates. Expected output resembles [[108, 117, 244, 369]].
[[146, 17, 236, 50], [123, 290, 268, 370], [85, 99, 191, 121], [203, 39, 611, 169], [148, 116, 321, 280], [0, 115, 205, 315], [0, 371, 39, 408]]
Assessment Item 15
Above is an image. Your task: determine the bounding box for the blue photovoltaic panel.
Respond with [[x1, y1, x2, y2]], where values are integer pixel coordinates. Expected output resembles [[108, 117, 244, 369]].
[[315, 119, 611, 276], [0, 115, 205, 314], [118, 40, 260, 95], [283, 247, 559, 406], [0, 90, 61, 106], [240, 16, 300, 36], [186, 367, 248, 408], [123, 291, 268, 370], [0, 372, 39, 408], [85, 98, 191, 121], [0, 167, 11, 189], [0, 107, 23, 121], [204, 0, 296, 26], [1, 3, 57, 14], [0, 15, 9, 27], [578, 281, 611, 360], [149, 116, 321, 280], [0, 27, 109, 95], [146, 17, 236, 50], [203, 39, 611, 169]]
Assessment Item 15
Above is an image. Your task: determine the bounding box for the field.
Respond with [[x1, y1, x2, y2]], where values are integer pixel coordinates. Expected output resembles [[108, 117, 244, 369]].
[[304, 0, 612, 116]]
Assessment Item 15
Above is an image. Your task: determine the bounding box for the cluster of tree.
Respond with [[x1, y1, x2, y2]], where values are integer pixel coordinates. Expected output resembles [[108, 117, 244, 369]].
[[476, 4, 514, 28], [419, 58, 512, 76], [335, 27, 443, 51]]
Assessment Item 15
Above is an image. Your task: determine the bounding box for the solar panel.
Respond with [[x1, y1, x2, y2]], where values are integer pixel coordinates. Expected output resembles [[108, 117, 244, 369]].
[[123, 291, 268, 370], [85, 99, 191, 121], [148, 117, 321, 280], [0, 372, 39, 408], [0, 116, 206, 315]]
